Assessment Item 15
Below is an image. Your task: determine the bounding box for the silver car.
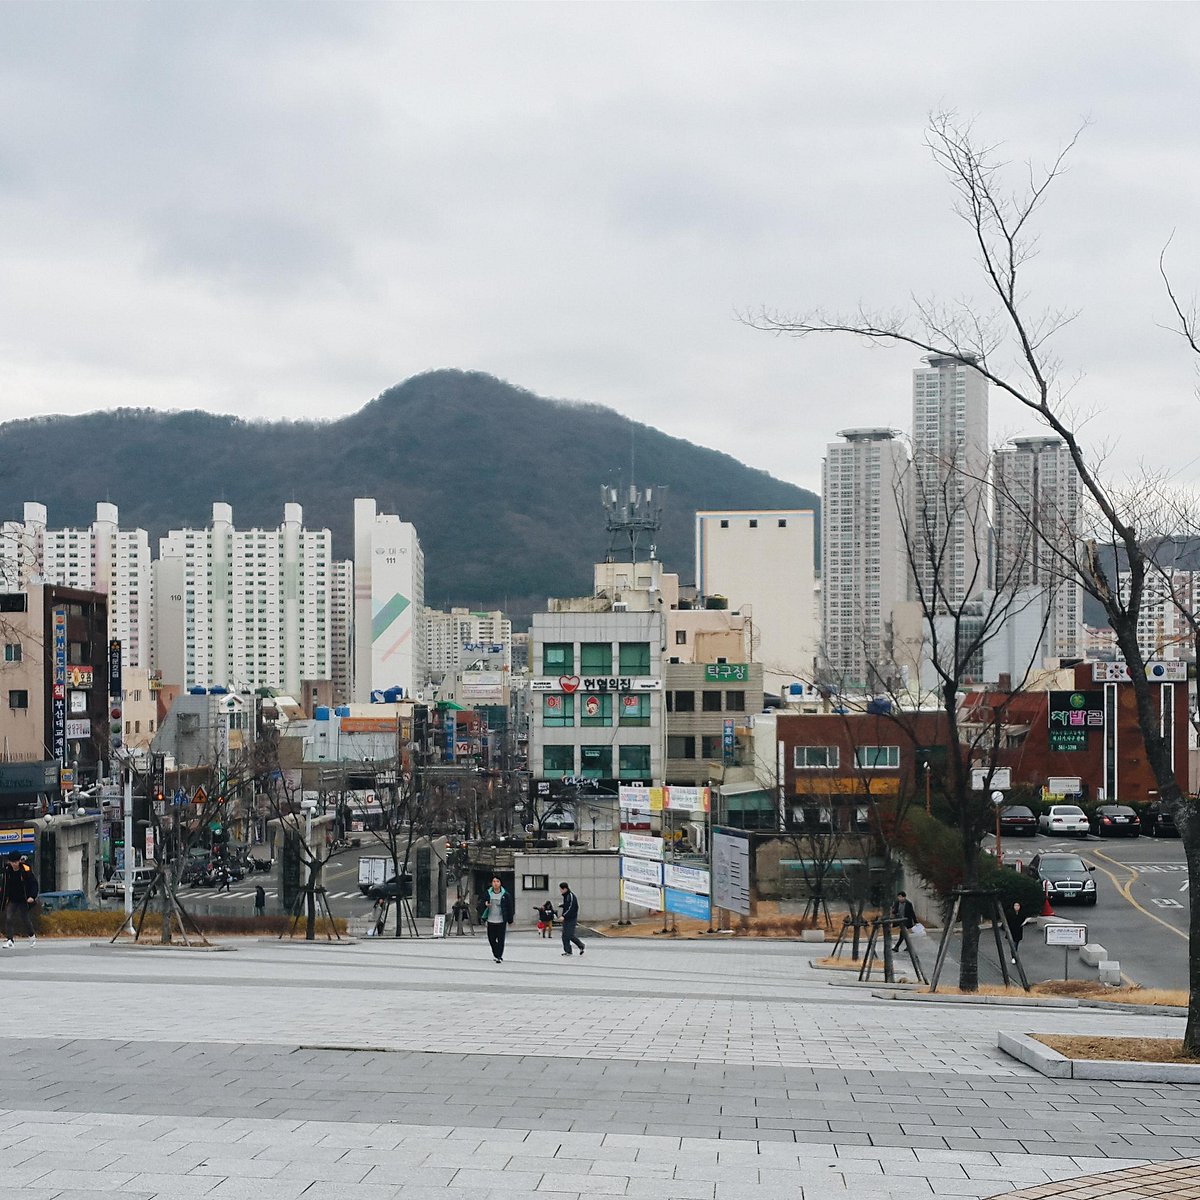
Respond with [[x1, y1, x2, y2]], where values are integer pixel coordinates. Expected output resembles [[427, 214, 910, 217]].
[[1038, 804, 1089, 838]]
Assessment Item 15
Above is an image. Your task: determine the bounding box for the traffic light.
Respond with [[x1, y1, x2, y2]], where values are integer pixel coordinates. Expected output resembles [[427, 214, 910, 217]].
[[110, 696, 123, 754]]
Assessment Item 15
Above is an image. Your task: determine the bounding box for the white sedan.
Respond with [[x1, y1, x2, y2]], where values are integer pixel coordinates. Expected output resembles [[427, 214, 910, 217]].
[[1038, 804, 1090, 838]]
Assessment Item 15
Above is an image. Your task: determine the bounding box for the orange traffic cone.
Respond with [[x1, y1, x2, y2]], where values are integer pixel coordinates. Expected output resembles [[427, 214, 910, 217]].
[[1040, 881, 1055, 918]]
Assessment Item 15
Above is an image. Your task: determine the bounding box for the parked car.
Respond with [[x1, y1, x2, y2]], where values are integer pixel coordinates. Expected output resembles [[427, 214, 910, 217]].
[[998, 805, 1038, 836], [1142, 801, 1180, 838], [1038, 804, 1089, 838], [367, 874, 413, 902], [98, 867, 157, 900], [1090, 804, 1140, 837], [1027, 852, 1097, 905]]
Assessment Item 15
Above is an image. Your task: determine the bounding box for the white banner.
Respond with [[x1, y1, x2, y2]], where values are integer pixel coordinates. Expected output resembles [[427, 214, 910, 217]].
[[619, 832, 664, 861], [664, 863, 710, 895], [66, 719, 91, 740], [621, 879, 663, 909], [712, 830, 751, 915], [665, 785, 710, 812], [621, 855, 663, 887]]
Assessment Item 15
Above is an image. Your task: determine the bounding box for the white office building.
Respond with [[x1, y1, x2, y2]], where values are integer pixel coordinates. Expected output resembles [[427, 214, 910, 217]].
[[910, 354, 990, 606], [821, 429, 912, 693], [352, 498, 426, 702], [154, 502, 345, 695], [0, 502, 154, 670], [992, 436, 1083, 660], [694, 509, 818, 694]]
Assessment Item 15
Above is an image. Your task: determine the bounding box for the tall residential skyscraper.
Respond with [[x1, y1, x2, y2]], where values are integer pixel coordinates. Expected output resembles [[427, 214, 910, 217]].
[[154, 502, 344, 694], [353, 498, 426, 701], [992, 435, 1083, 659], [0, 502, 154, 670], [910, 354, 990, 606], [820, 429, 911, 692], [425, 608, 513, 684]]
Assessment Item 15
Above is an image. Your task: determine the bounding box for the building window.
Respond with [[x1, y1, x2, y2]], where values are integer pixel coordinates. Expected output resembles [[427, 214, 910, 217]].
[[580, 693, 612, 727], [619, 693, 650, 726], [669, 690, 694, 712], [794, 746, 839, 769], [7, 690, 28, 710], [855, 745, 900, 769], [618, 642, 651, 675], [719, 519, 729, 529], [543, 746, 574, 779], [778, 519, 787, 528], [542, 694, 574, 726], [749, 519, 758, 529], [675, 630, 687, 645], [2, 643, 20, 662], [580, 745, 612, 778], [522, 874, 550, 891], [619, 744, 651, 779], [725, 690, 745, 712], [543, 643, 573, 674], [701, 690, 723, 713], [667, 735, 696, 759], [580, 642, 612, 674], [701, 734, 723, 759]]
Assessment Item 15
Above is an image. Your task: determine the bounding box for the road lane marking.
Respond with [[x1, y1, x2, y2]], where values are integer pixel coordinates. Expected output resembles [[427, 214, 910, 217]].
[[1152, 898, 1184, 909], [1088, 847, 1188, 945], [1183, 881, 1191, 893]]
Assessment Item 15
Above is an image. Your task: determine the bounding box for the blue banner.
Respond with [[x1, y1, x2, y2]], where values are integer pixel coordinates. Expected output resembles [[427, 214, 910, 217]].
[[664, 887, 710, 921]]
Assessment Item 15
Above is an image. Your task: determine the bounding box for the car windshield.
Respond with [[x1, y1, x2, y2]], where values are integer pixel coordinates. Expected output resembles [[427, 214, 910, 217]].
[[1041, 856, 1088, 872], [1053, 806, 1084, 816], [1109, 806, 1135, 816]]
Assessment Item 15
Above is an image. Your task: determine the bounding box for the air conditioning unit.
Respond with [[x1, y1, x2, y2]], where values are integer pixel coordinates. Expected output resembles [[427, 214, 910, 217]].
[[613, 601, 628, 612]]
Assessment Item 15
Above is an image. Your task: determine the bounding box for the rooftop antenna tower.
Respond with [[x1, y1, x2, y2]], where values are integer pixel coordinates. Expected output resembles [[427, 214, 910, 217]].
[[601, 480, 665, 563]]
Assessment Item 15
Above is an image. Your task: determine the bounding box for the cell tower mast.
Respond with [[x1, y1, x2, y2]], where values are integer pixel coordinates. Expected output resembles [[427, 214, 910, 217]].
[[601, 482, 665, 563]]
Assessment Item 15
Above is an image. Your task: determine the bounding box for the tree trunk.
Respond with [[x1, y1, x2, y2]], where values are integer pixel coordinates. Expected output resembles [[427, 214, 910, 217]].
[[958, 841, 981, 992], [305, 862, 317, 941], [1186, 831, 1200, 1054], [160, 867, 171, 945]]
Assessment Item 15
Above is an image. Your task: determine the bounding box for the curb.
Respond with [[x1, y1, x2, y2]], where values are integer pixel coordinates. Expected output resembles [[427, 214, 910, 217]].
[[998, 1031, 1200, 1082], [872, 990, 1080, 1009], [826, 977, 923, 991], [90, 940, 236, 952]]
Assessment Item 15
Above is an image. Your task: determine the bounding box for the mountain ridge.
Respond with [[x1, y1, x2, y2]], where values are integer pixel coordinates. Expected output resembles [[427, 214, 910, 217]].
[[0, 370, 819, 620]]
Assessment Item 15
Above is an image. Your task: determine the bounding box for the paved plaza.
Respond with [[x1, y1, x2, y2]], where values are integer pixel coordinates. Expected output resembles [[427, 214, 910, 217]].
[[0, 931, 1197, 1198]]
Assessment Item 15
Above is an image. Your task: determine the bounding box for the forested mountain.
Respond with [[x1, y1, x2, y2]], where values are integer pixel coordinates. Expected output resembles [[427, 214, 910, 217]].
[[0, 371, 818, 620]]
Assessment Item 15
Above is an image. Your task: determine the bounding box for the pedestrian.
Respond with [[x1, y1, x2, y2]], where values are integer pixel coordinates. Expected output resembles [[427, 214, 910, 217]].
[[559, 881, 585, 957], [1, 850, 38, 948], [1006, 899, 1026, 964], [481, 876, 513, 963], [890, 890, 916, 953], [218, 868, 232, 894], [254, 884, 266, 918], [536, 900, 555, 938]]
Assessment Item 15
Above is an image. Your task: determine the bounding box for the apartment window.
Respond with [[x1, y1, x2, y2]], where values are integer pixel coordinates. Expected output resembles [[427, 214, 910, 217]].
[[701, 734, 723, 759], [543, 643, 573, 674], [794, 746, 839, 769], [618, 745, 651, 779], [701, 690, 723, 713], [669, 690, 695, 713], [542, 694, 574, 727], [855, 745, 900, 769], [619, 693, 650, 726], [667, 735, 696, 759], [580, 642, 612, 674], [719, 520, 729, 529], [675, 630, 687, 645], [749, 519, 758, 529], [0, 595, 27, 613], [543, 746, 574, 779], [7, 690, 28, 710], [2, 643, 20, 662], [778, 519, 787, 528], [580, 745, 612, 778], [579, 693, 611, 727], [619, 642, 651, 675], [725, 690, 745, 712]]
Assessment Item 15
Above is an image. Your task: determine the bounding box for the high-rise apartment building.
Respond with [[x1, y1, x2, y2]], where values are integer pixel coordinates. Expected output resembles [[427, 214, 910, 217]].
[[694, 509, 818, 693], [910, 354, 990, 606], [352, 498, 426, 701], [329, 560, 354, 702], [154, 502, 347, 695], [425, 608, 513, 683], [992, 435, 1083, 660], [0, 502, 153, 670], [820, 429, 911, 692]]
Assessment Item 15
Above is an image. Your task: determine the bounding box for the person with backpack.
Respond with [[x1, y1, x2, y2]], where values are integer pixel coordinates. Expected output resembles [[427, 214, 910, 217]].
[[558, 881, 585, 957], [1, 851, 38, 948], [480, 876, 514, 962]]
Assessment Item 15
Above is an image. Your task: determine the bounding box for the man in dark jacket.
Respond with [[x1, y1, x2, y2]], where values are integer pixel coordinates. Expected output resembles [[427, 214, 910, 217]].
[[481, 877, 514, 963], [2, 851, 38, 948], [559, 881, 585, 957], [890, 891, 916, 953]]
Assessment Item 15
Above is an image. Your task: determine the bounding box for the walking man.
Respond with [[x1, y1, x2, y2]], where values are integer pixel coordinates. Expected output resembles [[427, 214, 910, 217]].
[[890, 890, 916, 953], [254, 884, 266, 919], [559, 881, 585, 957], [1, 851, 38, 948], [482, 876, 513, 963], [218, 867, 232, 894]]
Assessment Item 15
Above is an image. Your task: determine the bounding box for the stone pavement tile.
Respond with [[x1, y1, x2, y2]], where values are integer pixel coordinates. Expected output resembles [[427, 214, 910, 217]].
[[626, 1182, 715, 1200], [29, 1193, 156, 1200], [124, 1172, 223, 1195], [272, 1161, 375, 1183], [198, 1180, 313, 1200], [536, 1173, 630, 1194], [19, 1170, 138, 1192], [188, 1155, 289, 1178], [451, 1167, 546, 1191]]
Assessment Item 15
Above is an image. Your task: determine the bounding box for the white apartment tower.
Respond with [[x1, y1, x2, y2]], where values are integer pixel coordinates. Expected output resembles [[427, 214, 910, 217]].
[[330, 560, 354, 702], [425, 608, 513, 682], [821, 429, 911, 692], [154, 502, 346, 694], [694, 509, 818, 694], [352, 498, 426, 702], [0, 502, 154, 670], [910, 354, 990, 606], [992, 435, 1083, 660]]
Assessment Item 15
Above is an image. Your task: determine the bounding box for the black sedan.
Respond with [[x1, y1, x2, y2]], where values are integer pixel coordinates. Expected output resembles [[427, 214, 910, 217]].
[[367, 874, 413, 902], [1090, 804, 1140, 838], [998, 805, 1038, 836], [1143, 802, 1180, 837], [1027, 852, 1097, 905]]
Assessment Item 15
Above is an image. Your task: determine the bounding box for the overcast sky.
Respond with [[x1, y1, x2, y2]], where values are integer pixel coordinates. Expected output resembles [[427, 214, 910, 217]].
[[1, 3, 1198, 495]]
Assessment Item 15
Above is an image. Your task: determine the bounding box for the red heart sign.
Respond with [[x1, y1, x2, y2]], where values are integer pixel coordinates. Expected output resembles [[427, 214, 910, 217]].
[[559, 675, 580, 694]]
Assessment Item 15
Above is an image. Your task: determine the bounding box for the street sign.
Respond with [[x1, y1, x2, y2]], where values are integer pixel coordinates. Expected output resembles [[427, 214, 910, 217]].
[[971, 767, 1011, 791], [193, 785, 207, 805], [1047, 776, 1082, 795], [1044, 924, 1087, 947]]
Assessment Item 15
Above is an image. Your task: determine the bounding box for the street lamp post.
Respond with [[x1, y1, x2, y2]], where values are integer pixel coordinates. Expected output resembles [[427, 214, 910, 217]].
[[991, 790, 1005, 866], [924, 762, 931, 816]]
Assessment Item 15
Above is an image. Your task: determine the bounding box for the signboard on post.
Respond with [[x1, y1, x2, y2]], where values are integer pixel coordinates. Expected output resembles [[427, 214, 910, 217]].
[[1047, 776, 1082, 796], [619, 832, 664, 861], [621, 879, 663, 909], [1044, 923, 1087, 947], [621, 856, 663, 887], [712, 828, 751, 916], [665, 887, 711, 921], [971, 767, 1011, 791]]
